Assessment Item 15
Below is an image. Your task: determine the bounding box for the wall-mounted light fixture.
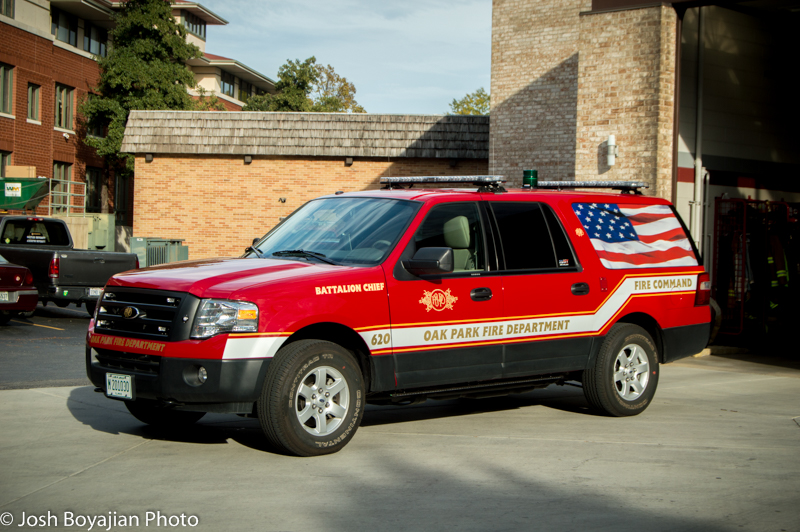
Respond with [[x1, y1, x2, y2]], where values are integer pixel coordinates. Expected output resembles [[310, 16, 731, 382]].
[[279, 197, 286, 203], [244, 155, 252, 164], [607, 135, 619, 166], [62, 132, 70, 140], [145, 153, 153, 163], [345, 157, 353, 167], [449, 158, 458, 168]]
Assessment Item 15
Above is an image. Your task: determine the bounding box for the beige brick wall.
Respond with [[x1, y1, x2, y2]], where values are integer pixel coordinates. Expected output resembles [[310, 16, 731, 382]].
[[133, 155, 488, 259], [575, 6, 677, 198], [490, 1, 678, 199], [490, 0, 592, 184]]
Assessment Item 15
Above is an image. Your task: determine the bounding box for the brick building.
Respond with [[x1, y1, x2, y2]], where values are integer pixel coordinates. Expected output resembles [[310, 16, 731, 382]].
[[490, 0, 799, 244], [120, 111, 489, 259], [0, 0, 273, 226]]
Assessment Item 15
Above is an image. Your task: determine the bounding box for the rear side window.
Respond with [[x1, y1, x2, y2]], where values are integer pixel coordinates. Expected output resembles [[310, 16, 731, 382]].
[[572, 202, 698, 269], [1, 220, 70, 246], [490, 202, 577, 270]]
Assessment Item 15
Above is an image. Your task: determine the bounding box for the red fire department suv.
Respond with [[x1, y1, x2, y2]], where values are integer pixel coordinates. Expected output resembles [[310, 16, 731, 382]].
[[87, 177, 711, 456]]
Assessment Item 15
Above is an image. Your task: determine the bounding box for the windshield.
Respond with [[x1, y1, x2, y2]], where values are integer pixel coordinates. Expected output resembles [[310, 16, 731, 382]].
[[249, 197, 419, 265]]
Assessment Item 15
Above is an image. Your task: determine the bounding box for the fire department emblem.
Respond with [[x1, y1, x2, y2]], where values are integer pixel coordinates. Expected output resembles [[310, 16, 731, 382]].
[[419, 289, 458, 312], [575, 227, 585, 237]]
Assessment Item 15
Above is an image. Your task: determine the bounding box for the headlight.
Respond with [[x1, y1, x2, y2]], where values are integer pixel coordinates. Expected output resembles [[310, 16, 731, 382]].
[[191, 299, 259, 339]]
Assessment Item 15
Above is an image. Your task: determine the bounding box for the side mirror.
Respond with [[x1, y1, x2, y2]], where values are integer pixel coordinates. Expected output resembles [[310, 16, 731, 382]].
[[402, 247, 454, 276], [252, 237, 260, 246]]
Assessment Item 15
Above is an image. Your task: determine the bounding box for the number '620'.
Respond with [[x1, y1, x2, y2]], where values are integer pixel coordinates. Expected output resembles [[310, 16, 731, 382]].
[[371, 333, 390, 346]]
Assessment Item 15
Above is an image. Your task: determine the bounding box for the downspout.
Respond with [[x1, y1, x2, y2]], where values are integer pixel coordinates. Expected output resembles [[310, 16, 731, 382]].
[[691, 6, 706, 257], [671, 6, 684, 206]]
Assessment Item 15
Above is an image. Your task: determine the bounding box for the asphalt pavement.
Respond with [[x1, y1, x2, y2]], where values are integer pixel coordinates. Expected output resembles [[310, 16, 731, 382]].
[[1, 308, 799, 531]]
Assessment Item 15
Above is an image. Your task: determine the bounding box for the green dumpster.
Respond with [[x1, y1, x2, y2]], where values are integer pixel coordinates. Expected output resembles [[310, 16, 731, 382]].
[[0, 178, 50, 211]]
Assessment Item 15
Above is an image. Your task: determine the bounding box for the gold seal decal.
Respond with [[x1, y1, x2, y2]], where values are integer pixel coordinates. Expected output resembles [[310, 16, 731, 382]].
[[420, 289, 458, 312]]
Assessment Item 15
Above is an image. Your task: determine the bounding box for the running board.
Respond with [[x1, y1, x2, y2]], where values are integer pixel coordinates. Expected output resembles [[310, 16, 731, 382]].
[[389, 375, 564, 399]]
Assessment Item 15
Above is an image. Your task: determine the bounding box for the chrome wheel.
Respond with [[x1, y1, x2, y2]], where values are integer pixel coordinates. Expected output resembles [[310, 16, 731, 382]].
[[295, 366, 350, 436], [613, 343, 650, 400]]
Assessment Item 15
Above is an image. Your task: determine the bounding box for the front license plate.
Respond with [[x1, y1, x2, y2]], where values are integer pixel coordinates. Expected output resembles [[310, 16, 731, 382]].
[[89, 287, 102, 297], [0, 292, 8, 302], [106, 373, 134, 400]]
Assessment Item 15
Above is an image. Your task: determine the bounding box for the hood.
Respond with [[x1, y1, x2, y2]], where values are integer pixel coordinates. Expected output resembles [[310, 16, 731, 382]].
[[107, 257, 356, 298]]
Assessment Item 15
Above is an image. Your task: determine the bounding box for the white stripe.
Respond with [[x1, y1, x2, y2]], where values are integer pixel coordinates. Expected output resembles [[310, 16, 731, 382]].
[[628, 216, 682, 236], [390, 275, 698, 351], [599, 256, 699, 269], [619, 205, 673, 216], [222, 336, 287, 360], [590, 237, 694, 255]]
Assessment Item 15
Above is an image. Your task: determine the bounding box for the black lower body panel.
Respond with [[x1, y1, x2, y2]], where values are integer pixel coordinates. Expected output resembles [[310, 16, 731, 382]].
[[662, 322, 711, 363], [86, 346, 271, 412]]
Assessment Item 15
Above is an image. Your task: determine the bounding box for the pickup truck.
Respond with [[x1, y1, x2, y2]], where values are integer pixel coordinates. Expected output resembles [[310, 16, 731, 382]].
[[0, 216, 138, 315]]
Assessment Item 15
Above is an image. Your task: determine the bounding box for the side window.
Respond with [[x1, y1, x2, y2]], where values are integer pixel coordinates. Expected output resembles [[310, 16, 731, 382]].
[[490, 202, 578, 271], [413, 203, 485, 272]]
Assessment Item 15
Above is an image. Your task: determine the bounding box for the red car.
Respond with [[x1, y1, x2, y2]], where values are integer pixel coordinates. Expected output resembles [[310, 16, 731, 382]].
[[0, 253, 38, 324]]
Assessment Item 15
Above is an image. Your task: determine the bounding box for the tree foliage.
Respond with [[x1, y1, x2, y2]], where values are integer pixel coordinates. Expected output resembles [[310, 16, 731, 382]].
[[79, 0, 203, 172], [448, 87, 490, 115], [243, 57, 365, 113]]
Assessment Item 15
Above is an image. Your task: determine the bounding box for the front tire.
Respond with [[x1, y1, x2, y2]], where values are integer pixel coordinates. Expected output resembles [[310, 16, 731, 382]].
[[583, 324, 659, 417], [124, 399, 205, 428], [257, 340, 365, 456]]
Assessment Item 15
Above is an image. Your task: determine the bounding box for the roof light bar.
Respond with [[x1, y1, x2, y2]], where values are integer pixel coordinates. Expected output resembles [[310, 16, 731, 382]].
[[380, 175, 507, 192], [535, 181, 649, 194]]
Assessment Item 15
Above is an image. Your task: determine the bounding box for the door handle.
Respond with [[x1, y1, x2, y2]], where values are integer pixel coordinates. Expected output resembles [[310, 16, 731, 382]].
[[470, 287, 493, 301], [571, 282, 590, 296]]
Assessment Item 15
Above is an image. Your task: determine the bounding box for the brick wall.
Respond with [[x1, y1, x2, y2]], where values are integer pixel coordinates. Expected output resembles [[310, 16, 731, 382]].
[[0, 22, 109, 215], [490, 0, 592, 185], [490, 1, 678, 199], [133, 155, 489, 259], [575, 6, 677, 198]]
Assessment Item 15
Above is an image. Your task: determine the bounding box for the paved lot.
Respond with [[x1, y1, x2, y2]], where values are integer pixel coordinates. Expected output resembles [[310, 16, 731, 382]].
[[1, 354, 798, 532]]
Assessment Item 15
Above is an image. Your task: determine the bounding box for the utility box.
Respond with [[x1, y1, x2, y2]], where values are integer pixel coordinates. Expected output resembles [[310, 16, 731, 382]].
[[130, 237, 189, 268], [87, 213, 115, 251]]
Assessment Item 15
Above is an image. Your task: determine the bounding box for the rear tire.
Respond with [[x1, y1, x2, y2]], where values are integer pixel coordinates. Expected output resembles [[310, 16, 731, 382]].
[[584, 324, 659, 417], [257, 340, 365, 456], [124, 399, 205, 428]]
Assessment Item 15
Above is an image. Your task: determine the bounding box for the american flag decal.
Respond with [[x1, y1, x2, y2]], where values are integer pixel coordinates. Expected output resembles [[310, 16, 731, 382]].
[[572, 203, 698, 269]]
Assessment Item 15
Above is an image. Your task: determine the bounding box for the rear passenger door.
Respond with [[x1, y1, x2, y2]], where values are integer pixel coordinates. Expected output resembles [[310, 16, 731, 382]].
[[488, 201, 601, 376]]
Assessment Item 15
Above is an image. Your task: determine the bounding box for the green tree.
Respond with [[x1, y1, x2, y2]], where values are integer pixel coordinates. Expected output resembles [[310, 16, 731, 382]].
[[448, 87, 490, 115], [312, 63, 365, 113], [243, 57, 365, 113], [79, 0, 203, 172]]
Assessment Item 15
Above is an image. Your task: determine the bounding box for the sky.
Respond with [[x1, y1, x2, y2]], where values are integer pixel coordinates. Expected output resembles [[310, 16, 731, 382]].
[[195, 0, 492, 115]]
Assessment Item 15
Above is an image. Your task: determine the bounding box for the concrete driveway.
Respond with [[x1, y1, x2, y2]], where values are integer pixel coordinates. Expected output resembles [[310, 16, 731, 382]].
[[0, 356, 798, 532]]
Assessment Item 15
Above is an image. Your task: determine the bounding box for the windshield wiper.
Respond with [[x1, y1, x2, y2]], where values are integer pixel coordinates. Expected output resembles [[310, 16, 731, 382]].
[[245, 246, 265, 258], [272, 249, 337, 265]]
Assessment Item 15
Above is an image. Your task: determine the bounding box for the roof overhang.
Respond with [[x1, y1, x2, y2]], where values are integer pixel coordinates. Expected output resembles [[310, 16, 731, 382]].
[[105, 1, 228, 25], [187, 55, 276, 91], [50, 0, 115, 28]]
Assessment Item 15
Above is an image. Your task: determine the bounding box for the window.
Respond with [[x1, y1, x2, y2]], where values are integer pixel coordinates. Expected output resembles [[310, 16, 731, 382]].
[[51, 162, 73, 214], [86, 167, 102, 213], [86, 94, 105, 137], [240, 80, 253, 102], [27, 83, 40, 121], [182, 10, 206, 40], [83, 23, 107, 57], [55, 83, 73, 130], [0, 0, 13, 18], [0, 151, 10, 177], [221, 72, 235, 97], [0, 218, 71, 246], [414, 203, 485, 272], [0, 62, 12, 114], [115, 174, 129, 226], [51, 8, 77, 47], [490, 202, 576, 270]]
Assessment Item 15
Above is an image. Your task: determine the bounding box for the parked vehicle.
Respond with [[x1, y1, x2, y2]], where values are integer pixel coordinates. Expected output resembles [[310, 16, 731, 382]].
[[0, 253, 38, 324], [86, 177, 711, 456], [0, 216, 138, 316]]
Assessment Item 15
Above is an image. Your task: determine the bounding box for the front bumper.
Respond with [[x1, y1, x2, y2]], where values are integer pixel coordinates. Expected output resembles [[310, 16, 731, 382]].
[[86, 346, 272, 413]]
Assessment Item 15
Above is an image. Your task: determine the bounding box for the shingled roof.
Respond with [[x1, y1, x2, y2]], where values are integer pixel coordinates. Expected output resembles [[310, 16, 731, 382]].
[[120, 111, 489, 159]]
